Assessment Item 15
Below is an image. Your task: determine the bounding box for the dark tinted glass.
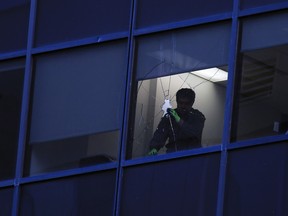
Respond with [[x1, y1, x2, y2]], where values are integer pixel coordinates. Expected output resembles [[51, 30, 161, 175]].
[[232, 11, 288, 141], [136, 0, 233, 28], [0, 187, 13, 216], [224, 142, 288, 216], [0, 0, 30, 53], [35, 0, 131, 46], [20, 171, 116, 216], [121, 153, 220, 216], [0, 59, 25, 180], [240, 0, 288, 10], [25, 41, 127, 175]]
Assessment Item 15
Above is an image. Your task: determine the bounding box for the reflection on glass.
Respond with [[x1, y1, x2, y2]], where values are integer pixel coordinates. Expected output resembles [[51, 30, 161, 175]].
[[20, 171, 116, 216], [24, 41, 127, 175], [35, 0, 131, 46], [136, 0, 232, 28], [128, 22, 230, 159], [0, 0, 30, 53], [233, 12, 288, 141], [0, 59, 25, 180]]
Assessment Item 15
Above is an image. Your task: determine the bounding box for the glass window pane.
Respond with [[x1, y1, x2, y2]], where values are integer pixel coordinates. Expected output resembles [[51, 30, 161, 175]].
[[136, 0, 233, 28], [0, 0, 30, 53], [20, 171, 116, 216], [35, 0, 131, 47], [121, 153, 220, 216], [0, 187, 14, 216], [232, 11, 288, 141], [24, 41, 127, 175], [0, 59, 25, 180], [128, 22, 230, 159], [240, 0, 288, 10], [224, 142, 288, 216]]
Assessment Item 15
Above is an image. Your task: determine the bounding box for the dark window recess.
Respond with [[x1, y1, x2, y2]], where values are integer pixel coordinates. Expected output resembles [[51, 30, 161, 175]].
[[0, 60, 24, 180]]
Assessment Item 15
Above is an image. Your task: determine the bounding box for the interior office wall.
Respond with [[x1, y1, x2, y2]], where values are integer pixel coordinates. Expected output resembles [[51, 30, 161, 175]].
[[133, 72, 226, 157], [154, 73, 226, 146]]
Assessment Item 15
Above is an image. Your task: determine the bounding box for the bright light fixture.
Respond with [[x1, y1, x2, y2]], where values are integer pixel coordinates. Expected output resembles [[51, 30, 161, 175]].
[[191, 67, 228, 82]]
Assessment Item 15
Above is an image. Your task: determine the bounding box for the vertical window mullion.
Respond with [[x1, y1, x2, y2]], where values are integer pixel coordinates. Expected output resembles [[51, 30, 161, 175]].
[[216, 0, 240, 215], [114, 0, 137, 215], [12, 0, 37, 215]]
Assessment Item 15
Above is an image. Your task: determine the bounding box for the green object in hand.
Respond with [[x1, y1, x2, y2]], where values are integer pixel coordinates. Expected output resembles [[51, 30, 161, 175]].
[[148, 148, 158, 156], [168, 108, 180, 123]]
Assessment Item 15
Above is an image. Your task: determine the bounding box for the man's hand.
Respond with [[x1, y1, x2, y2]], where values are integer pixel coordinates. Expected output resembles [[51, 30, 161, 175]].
[[148, 148, 158, 156], [167, 108, 180, 123]]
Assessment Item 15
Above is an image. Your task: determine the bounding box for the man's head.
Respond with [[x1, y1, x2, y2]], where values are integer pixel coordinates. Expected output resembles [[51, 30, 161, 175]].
[[176, 88, 195, 114]]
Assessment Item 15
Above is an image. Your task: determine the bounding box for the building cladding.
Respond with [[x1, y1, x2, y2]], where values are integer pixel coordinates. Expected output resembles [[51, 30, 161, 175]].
[[0, 0, 288, 215]]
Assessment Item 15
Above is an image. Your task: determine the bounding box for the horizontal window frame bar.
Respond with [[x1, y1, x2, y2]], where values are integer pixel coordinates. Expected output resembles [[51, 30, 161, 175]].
[[0, 50, 26, 61], [0, 179, 14, 188], [239, 2, 288, 17], [134, 12, 233, 36], [19, 162, 118, 185], [228, 134, 288, 150], [31, 31, 129, 55], [122, 145, 222, 168]]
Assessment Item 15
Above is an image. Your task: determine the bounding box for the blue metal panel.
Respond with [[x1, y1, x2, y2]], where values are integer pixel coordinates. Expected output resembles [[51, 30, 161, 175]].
[[224, 142, 288, 216], [121, 153, 220, 216], [0, 187, 13, 216], [19, 171, 117, 216]]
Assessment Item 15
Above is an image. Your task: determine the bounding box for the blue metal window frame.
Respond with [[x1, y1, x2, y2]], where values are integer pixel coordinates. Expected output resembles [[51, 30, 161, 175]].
[[0, 0, 287, 215]]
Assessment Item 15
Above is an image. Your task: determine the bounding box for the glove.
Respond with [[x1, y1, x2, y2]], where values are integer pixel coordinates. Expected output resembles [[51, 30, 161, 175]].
[[148, 148, 158, 156], [167, 108, 180, 123]]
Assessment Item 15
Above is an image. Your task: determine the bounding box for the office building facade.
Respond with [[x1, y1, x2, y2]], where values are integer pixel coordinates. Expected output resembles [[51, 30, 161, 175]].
[[0, 0, 288, 215]]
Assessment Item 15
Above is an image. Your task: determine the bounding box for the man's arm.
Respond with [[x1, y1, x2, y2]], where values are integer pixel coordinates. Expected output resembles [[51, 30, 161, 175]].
[[148, 116, 170, 154]]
